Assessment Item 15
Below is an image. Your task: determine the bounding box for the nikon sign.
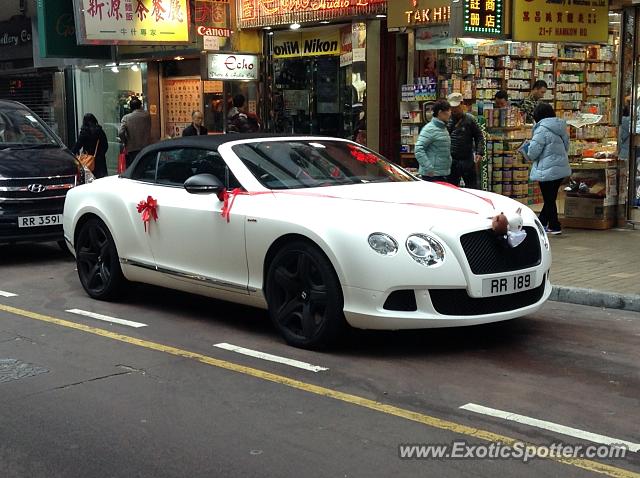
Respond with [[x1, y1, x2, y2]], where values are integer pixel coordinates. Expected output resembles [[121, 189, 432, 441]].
[[272, 29, 341, 58]]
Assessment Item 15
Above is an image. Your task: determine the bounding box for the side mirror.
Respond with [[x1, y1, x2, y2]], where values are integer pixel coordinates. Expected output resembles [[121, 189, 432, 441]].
[[184, 173, 224, 194]]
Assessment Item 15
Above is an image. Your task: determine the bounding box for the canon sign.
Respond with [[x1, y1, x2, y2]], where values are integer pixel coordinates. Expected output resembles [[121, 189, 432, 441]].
[[207, 53, 259, 81], [196, 26, 231, 37]]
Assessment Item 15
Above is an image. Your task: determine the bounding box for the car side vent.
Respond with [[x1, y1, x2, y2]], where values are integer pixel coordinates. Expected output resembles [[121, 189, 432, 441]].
[[383, 290, 417, 312]]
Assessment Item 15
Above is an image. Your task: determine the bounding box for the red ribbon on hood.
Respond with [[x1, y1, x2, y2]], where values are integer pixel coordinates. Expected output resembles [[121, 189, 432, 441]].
[[217, 187, 488, 223], [136, 195, 158, 232]]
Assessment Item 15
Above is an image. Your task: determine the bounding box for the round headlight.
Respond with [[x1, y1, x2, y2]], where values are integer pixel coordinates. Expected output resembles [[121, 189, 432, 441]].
[[406, 234, 445, 266], [368, 233, 398, 256]]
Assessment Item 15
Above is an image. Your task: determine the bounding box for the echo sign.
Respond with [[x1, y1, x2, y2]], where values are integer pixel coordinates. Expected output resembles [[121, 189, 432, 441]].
[[207, 53, 259, 81]]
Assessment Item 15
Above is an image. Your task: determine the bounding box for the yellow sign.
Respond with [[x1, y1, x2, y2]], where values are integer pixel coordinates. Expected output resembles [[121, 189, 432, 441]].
[[272, 29, 341, 58], [513, 0, 608, 43], [75, 0, 190, 45], [388, 0, 451, 29]]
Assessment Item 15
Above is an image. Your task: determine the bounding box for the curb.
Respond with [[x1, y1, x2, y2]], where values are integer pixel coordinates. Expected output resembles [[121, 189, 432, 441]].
[[550, 286, 640, 313]]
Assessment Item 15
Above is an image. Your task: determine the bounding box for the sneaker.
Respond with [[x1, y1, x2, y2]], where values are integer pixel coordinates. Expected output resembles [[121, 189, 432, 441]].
[[548, 229, 562, 235]]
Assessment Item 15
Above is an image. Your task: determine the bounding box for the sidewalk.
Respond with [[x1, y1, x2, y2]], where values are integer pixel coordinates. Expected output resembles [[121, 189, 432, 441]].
[[547, 227, 640, 312]]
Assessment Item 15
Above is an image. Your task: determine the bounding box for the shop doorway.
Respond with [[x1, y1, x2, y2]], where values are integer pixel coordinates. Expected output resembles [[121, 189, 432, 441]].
[[271, 56, 349, 137]]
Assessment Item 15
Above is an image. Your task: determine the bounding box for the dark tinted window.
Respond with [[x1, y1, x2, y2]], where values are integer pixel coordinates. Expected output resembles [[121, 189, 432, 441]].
[[131, 152, 158, 182], [0, 106, 59, 145], [155, 148, 240, 188], [231, 140, 415, 190]]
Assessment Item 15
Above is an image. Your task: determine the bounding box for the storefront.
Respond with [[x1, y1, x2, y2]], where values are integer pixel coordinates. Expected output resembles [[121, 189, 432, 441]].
[[0, 13, 67, 143], [389, 0, 629, 229], [236, 0, 387, 148]]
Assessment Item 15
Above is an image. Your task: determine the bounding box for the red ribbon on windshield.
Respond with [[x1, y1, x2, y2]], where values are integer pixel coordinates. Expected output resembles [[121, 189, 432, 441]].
[[136, 196, 158, 232]]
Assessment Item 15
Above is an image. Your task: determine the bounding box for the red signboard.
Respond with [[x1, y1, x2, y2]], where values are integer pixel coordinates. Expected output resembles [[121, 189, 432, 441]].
[[238, 0, 387, 28]]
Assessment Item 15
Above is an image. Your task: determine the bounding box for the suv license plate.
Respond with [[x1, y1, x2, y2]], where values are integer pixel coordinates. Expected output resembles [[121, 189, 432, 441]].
[[481, 272, 536, 297], [18, 214, 63, 228]]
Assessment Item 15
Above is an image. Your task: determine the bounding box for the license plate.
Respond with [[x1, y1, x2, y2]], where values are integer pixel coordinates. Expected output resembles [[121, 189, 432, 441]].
[[481, 272, 536, 297], [17, 214, 63, 228]]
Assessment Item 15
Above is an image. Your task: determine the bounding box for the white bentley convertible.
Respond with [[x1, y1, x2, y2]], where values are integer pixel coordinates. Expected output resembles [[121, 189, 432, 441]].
[[63, 135, 552, 348]]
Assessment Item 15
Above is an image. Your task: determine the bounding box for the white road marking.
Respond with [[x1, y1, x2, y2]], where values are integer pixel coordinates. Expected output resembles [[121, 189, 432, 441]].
[[460, 403, 640, 452], [65, 309, 147, 328], [0, 290, 18, 297], [213, 343, 329, 372]]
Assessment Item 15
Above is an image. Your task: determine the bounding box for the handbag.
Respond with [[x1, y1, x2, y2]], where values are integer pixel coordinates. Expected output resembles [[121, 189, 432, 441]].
[[77, 140, 99, 172], [117, 147, 127, 174]]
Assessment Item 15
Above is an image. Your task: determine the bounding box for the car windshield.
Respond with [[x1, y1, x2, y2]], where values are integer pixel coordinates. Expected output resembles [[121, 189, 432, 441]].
[[0, 105, 60, 147], [232, 140, 415, 189]]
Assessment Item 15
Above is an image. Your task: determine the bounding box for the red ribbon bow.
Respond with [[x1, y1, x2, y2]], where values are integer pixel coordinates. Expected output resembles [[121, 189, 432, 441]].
[[219, 188, 245, 223], [136, 195, 158, 232]]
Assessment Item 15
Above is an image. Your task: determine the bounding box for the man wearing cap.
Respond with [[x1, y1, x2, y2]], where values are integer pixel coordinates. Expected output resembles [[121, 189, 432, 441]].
[[446, 92, 485, 189]]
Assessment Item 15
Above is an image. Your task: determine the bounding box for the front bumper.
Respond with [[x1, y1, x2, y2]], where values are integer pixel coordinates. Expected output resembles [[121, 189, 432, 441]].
[[0, 200, 65, 244], [342, 274, 552, 330]]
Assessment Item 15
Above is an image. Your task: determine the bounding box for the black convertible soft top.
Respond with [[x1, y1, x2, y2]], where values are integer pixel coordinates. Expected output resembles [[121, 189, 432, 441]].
[[135, 133, 328, 155]]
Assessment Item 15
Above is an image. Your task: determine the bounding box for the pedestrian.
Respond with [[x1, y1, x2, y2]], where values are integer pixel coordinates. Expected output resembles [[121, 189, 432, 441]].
[[618, 97, 630, 160], [72, 113, 109, 178], [494, 90, 509, 109], [182, 110, 208, 136], [227, 94, 260, 133], [414, 99, 452, 182], [527, 102, 571, 235], [118, 96, 151, 168], [446, 92, 485, 188], [521, 80, 548, 123]]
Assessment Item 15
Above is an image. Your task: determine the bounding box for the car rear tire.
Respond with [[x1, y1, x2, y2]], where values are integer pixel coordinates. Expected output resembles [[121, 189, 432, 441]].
[[266, 241, 346, 349], [75, 218, 125, 300]]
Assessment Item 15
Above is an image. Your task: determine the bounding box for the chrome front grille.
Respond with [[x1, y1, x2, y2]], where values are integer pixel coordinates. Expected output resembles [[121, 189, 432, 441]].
[[0, 175, 76, 202]]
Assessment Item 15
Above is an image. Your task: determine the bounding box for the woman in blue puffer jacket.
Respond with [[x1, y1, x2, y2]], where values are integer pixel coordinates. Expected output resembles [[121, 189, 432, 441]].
[[528, 103, 572, 235]]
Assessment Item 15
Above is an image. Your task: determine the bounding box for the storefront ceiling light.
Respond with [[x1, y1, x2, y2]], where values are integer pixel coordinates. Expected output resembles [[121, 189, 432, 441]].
[[111, 66, 119, 73], [320, 20, 330, 24], [290, 23, 301, 30], [174, 56, 184, 61], [376, 14, 386, 18], [263, 26, 272, 30], [131, 64, 139, 72], [85, 65, 100, 69], [268, 31, 274, 36]]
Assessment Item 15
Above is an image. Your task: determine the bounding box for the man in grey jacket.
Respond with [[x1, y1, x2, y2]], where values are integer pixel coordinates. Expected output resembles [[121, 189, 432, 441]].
[[118, 97, 151, 167], [446, 92, 485, 188]]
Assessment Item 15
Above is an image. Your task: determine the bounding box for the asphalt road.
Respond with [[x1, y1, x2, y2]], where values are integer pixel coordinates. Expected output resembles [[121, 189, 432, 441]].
[[1, 242, 639, 478]]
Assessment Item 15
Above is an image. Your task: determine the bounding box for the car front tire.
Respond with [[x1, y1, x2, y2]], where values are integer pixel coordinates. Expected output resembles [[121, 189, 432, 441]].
[[75, 218, 125, 300], [266, 241, 346, 349]]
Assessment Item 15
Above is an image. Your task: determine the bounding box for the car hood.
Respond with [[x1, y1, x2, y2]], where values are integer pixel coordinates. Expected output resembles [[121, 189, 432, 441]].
[[0, 147, 77, 178], [274, 181, 522, 230]]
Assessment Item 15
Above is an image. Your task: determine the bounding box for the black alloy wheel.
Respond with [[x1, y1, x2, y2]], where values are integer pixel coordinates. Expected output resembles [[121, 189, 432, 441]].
[[75, 218, 125, 300], [266, 241, 346, 349]]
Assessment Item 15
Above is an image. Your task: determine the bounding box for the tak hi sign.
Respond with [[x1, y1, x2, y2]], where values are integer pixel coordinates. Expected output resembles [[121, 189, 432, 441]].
[[513, 0, 608, 43], [388, 0, 451, 29], [73, 0, 190, 45], [207, 53, 259, 80], [272, 30, 341, 58]]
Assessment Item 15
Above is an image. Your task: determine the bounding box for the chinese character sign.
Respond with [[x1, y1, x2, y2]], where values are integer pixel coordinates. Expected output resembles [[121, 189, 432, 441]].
[[464, 0, 503, 36], [513, 0, 608, 43], [75, 0, 189, 44]]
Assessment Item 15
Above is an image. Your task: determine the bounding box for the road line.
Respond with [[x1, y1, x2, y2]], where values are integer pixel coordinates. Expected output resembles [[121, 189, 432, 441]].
[[0, 290, 18, 297], [214, 343, 328, 372], [65, 309, 147, 328], [0, 303, 638, 478], [460, 403, 640, 452]]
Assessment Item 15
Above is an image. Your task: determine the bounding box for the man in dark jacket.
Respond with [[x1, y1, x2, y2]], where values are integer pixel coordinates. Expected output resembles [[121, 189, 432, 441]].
[[182, 111, 208, 136], [446, 93, 485, 189]]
